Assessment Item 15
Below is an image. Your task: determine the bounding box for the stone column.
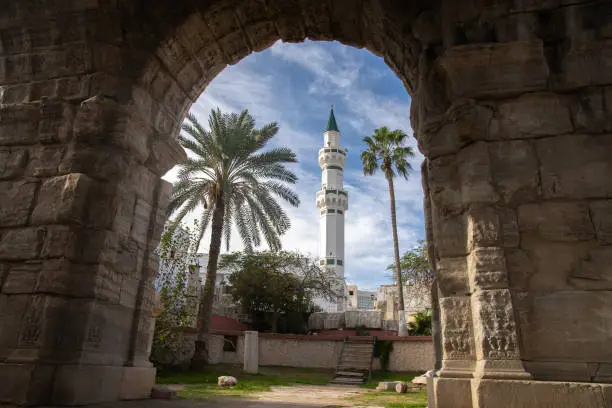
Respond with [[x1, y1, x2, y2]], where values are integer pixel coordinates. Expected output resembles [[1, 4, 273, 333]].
[[243, 331, 259, 374], [0, 93, 184, 405]]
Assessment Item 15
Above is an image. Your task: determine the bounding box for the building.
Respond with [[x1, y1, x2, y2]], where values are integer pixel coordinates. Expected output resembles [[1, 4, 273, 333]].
[[315, 106, 349, 312], [347, 284, 376, 310]]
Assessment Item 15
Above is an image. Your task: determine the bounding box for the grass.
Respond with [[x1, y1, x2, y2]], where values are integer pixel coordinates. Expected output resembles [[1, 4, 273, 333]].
[[156, 364, 335, 399], [348, 371, 428, 408]]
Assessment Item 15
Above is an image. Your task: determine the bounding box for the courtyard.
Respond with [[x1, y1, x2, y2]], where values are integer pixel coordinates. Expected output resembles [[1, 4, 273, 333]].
[[154, 365, 427, 408]]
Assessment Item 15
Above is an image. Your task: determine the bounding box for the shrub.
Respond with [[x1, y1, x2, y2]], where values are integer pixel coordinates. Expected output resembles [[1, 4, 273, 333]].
[[407, 310, 432, 336]]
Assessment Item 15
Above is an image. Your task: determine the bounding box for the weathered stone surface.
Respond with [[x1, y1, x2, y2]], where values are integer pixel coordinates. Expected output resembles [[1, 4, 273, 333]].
[[472, 379, 608, 408], [441, 41, 549, 98], [471, 289, 521, 361], [489, 140, 539, 205], [0, 228, 45, 260], [433, 377, 472, 408], [427, 155, 462, 215], [518, 202, 595, 242], [458, 142, 498, 204], [468, 248, 508, 291], [517, 291, 612, 362], [0, 181, 37, 226], [536, 134, 612, 199], [0, 148, 28, 179], [439, 297, 474, 361], [467, 205, 501, 249], [26, 145, 65, 177], [569, 247, 612, 290], [495, 93, 573, 139], [40, 226, 78, 259], [436, 257, 469, 297], [434, 214, 468, 257], [590, 200, 612, 245], [31, 173, 92, 225]]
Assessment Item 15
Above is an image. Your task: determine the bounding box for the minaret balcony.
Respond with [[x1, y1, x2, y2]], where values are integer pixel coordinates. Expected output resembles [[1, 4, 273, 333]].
[[318, 148, 347, 169], [316, 189, 349, 210]]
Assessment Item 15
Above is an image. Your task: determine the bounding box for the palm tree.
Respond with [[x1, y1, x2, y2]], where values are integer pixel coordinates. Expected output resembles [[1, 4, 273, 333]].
[[167, 108, 300, 366], [360, 126, 415, 336]]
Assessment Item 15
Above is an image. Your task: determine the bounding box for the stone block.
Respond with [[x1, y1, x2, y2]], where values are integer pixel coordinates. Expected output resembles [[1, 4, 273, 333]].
[[467, 205, 501, 249], [500, 209, 519, 248], [574, 88, 612, 133], [119, 366, 156, 400], [26, 145, 65, 177], [0, 148, 28, 179], [472, 378, 607, 408], [40, 225, 78, 259], [0, 181, 37, 226], [590, 200, 612, 245], [517, 291, 612, 362], [427, 155, 462, 216], [470, 289, 521, 361], [0, 228, 45, 260], [31, 173, 92, 225], [569, 247, 612, 290], [2, 264, 40, 294], [489, 140, 539, 205], [468, 248, 508, 291], [518, 202, 594, 242], [458, 142, 498, 204], [434, 214, 468, 258], [536, 134, 612, 199], [495, 93, 573, 139], [439, 296, 475, 361], [433, 377, 472, 408], [562, 38, 612, 88], [505, 248, 536, 291], [441, 41, 549, 99], [52, 364, 124, 405], [0, 121, 39, 146], [436, 257, 469, 297], [523, 361, 599, 382]]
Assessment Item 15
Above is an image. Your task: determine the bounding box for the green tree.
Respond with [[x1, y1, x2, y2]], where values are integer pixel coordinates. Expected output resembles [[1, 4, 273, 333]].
[[220, 251, 340, 333], [152, 221, 200, 370], [387, 240, 433, 302], [407, 310, 432, 336], [167, 108, 300, 366], [360, 126, 415, 336]]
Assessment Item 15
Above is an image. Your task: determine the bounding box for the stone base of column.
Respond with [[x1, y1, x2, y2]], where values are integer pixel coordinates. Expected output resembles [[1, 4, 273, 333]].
[[433, 377, 612, 408], [0, 363, 156, 405], [438, 360, 475, 378], [473, 359, 532, 380]]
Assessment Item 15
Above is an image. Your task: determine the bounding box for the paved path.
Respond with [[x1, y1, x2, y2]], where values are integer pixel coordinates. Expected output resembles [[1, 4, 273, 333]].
[[86, 385, 376, 408]]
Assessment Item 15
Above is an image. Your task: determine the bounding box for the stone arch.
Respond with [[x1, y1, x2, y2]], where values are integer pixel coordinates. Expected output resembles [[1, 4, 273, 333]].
[[2, 1, 612, 407]]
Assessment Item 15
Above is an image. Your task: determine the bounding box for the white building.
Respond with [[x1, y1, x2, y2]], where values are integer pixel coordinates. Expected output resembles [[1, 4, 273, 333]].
[[347, 284, 376, 310], [315, 107, 349, 312]]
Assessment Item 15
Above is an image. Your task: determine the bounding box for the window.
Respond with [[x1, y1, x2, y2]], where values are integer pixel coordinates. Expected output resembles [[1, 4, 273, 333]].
[[337, 210, 343, 214], [326, 165, 343, 171], [337, 260, 343, 266], [349, 290, 354, 296], [223, 335, 238, 352], [320, 260, 325, 265], [327, 209, 336, 213], [326, 259, 335, 265]]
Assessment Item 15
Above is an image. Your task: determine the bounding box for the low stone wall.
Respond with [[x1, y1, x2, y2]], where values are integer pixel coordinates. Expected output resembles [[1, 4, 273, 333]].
[[207, 331, 434, 372], [372, 337, 435, 372]]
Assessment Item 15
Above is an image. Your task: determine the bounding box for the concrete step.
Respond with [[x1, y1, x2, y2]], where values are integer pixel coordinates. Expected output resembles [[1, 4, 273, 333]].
[[330, 377, 365, 385], [336, 371, 365, 377], [338, 365, 371, 371]]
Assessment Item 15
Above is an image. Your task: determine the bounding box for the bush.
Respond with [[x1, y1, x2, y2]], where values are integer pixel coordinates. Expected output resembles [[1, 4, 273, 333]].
[[373, 340, 394, 371], [407, 310, 432, 336]]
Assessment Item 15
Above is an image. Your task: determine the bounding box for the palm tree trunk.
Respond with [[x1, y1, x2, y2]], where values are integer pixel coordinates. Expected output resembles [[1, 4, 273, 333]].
[[192, 194, 225, 369], [386, 172, 407, 335]]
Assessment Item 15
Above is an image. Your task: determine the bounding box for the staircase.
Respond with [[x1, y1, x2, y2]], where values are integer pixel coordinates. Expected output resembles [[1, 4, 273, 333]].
[[330, 336, 375, 385]]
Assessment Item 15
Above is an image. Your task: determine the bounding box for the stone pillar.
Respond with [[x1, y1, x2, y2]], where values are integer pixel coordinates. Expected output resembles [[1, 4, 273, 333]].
[[243, 331, 259, 374], [0, 97, 184, 405]]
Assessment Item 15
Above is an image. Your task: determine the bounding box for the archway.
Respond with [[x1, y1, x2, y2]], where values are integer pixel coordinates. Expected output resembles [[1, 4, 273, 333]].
[[1, 1, 612, 406]]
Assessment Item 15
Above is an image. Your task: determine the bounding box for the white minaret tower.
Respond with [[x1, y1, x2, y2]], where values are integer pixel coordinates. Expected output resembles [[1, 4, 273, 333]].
[[316, 106, 348, 312]]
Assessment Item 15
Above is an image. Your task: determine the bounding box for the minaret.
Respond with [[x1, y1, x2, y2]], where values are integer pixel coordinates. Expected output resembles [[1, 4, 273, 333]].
[[316, 106, 348, 312]]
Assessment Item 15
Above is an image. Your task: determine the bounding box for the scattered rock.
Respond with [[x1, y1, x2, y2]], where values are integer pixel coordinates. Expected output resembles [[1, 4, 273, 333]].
[[218, 375, 238, 387], [151, 386, 176, 399], [411, 374, 428, 385], [395, 382, 408, 393], [376, 381, 400, 391]]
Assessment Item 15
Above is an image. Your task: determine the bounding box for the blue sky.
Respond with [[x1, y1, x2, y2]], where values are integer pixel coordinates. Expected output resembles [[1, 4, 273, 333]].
[[163, 40, 425, 291]]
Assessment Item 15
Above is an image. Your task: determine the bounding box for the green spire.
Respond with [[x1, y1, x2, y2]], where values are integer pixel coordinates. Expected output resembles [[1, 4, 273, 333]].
[[326, 105, 340, 132]]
